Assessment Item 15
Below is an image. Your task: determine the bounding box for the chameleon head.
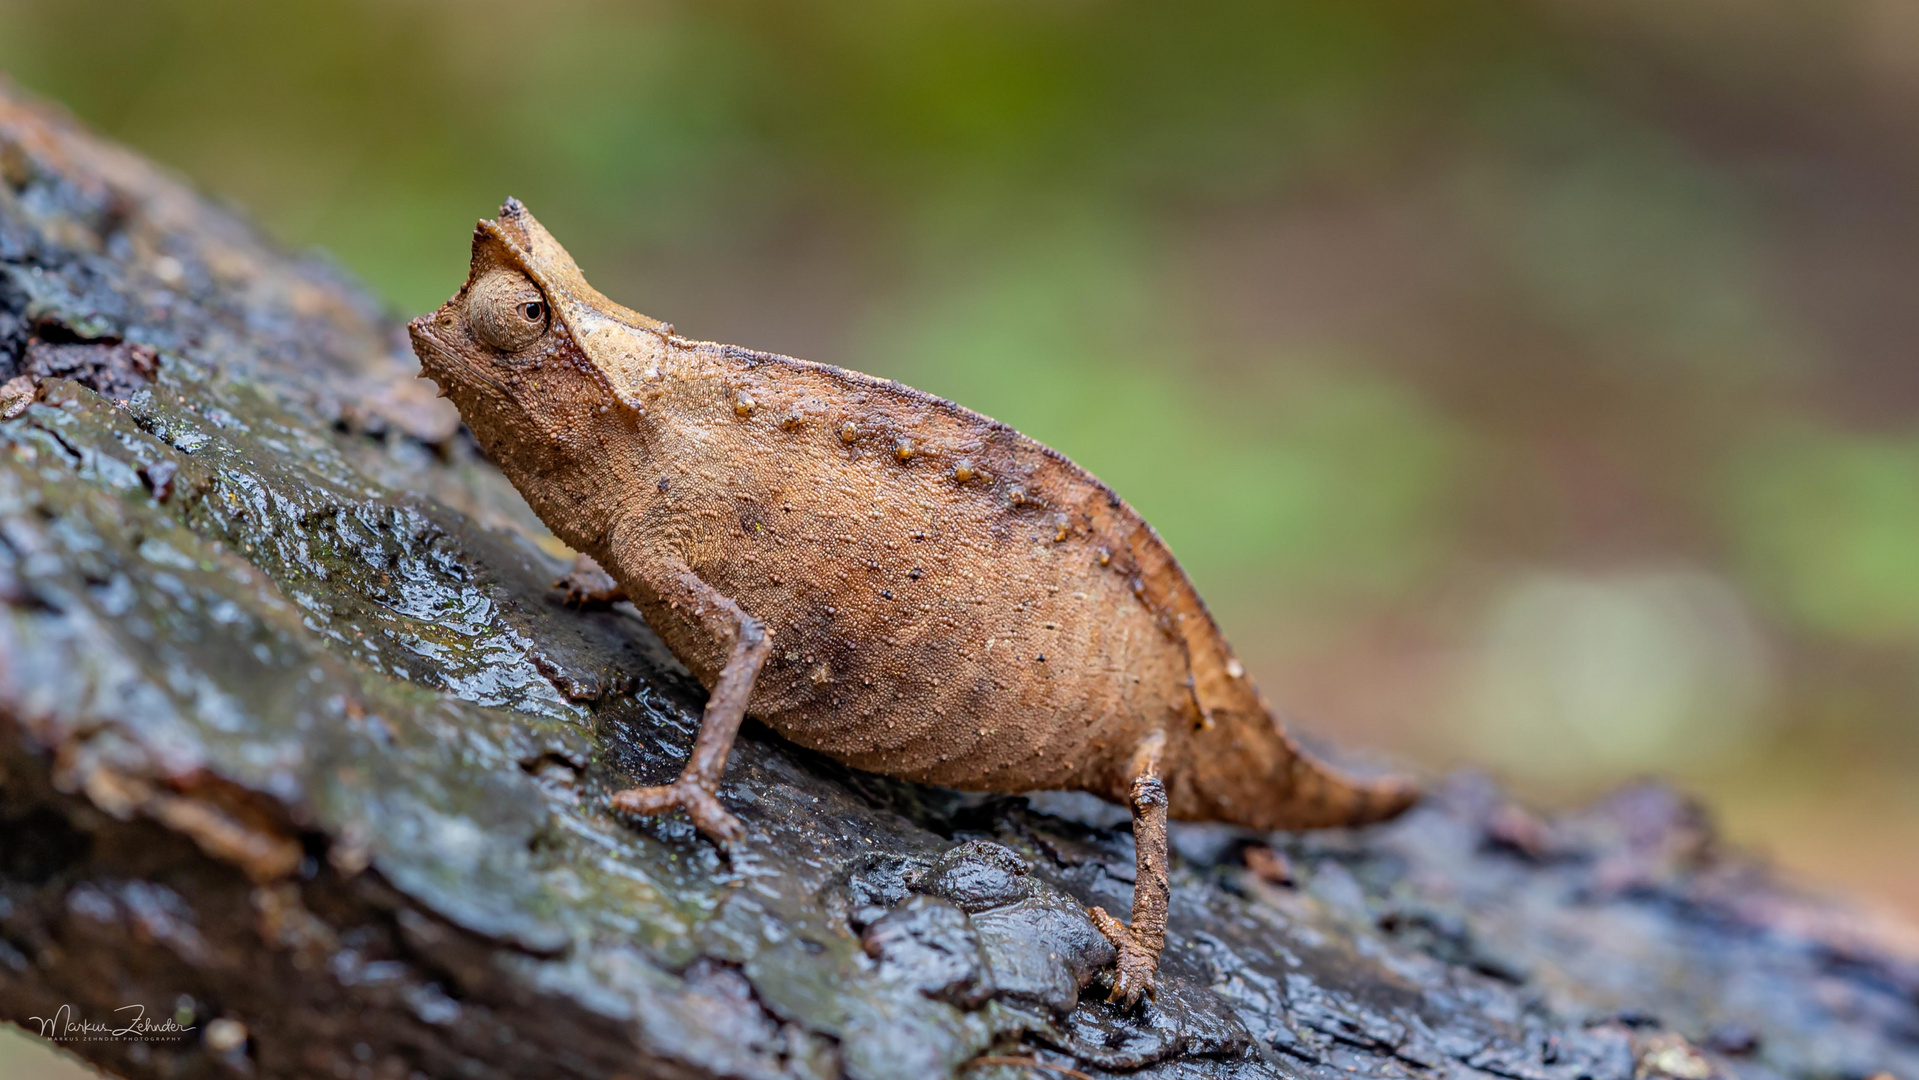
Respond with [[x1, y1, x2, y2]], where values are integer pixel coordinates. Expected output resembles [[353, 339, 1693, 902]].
[[407, 199, 672, 516]]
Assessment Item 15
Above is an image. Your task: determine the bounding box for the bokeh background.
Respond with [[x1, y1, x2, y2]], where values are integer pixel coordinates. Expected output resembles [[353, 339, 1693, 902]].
[[3, 1, 1919, 1068]]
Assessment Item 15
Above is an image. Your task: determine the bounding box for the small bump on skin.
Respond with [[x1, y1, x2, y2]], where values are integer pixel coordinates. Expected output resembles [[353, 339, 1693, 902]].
[[1007, 486, 1026, 507], [1055, 522, 1070, 543], [734, 393, 756, 418], [953, 461, 976, 483], [1098, 547, 1112, 567], [894, 441, 915, 463], [779, 414, 803, 432], [839, 421, 860, 444]]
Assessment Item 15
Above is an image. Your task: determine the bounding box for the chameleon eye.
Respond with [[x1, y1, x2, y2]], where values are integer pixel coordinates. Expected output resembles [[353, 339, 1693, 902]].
[[467, 269, 549, 352]]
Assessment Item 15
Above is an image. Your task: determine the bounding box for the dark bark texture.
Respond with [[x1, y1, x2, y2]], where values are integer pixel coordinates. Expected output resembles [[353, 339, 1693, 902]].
[[0, 81, 1916, 1080]]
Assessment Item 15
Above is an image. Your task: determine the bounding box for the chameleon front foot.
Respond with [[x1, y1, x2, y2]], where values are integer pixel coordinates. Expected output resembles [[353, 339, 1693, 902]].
[[605, 561, 767, 850], [1088, 905, 1161, 1006], [609, 781, 744, 845], [553, 553, 627, 607]]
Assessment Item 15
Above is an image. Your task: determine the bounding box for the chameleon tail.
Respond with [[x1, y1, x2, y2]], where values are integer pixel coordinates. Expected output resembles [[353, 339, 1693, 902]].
[[1177, 710, 1420, 831], [1264, 733, 1420, 829]]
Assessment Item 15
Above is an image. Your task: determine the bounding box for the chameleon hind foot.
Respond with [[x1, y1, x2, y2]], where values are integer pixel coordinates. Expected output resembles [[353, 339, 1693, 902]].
[[610, 781, 744, 845], [1090, 749, 1171, 1007], [1089, 905, 1162, 1006]]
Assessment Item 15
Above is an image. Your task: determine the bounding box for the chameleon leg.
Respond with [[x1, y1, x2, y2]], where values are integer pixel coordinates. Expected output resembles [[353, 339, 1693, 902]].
[[1089, 733, 1170, 1006], [553, 553, 627, 607], [608, 563, 770, 845]]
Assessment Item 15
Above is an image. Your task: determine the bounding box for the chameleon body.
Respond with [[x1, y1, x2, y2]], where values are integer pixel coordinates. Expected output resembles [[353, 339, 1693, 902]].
[[408, 201, 1418, 1004]]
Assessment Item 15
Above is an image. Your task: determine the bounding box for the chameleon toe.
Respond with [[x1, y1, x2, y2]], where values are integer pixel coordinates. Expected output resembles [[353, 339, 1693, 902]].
[[1088, 905, 1161, 1006]]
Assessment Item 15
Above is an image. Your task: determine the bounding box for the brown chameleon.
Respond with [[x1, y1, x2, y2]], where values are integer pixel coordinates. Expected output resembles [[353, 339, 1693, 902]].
[[408, 200, 1418, 1004]]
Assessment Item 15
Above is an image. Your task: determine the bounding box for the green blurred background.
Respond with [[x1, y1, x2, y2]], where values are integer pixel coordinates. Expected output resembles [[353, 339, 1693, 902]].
[[4, 0, 1919, 1068]]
